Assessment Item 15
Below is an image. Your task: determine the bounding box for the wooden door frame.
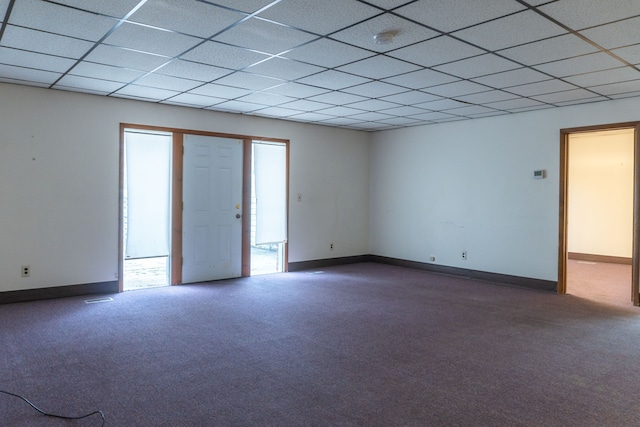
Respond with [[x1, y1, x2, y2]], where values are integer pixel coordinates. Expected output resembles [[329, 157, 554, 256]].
[[118, 123, 290, 291], [557, 121, 640, 305]]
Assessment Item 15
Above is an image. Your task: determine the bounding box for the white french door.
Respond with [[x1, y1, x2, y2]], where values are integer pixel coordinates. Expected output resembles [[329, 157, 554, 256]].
[[182, 135, 243, 283]]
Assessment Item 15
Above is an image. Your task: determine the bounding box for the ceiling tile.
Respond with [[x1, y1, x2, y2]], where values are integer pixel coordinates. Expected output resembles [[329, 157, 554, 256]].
[[114, 84, 180, 100], [415, 98, 468, 111], [190, 83, 251, 98], [590, 79, 640, 96], [318, 117, 368, 126], [382, 69, 460, 90], [279, 99, 333, 111], [336, 55, 420, 80], [531, 88, 600, 104], [506, 79, 577, 97], [262, 82, 330, 98], [210, 100, 263, 113], [612, 44, 640, 65], [387, 36, 485, 68], [9, 0, 117, 41], [0, 63, 61, 84], [297, 70, 370, 90], [395, 0, 525, 33], [471, 68, 551, 88], [135, 73, 202, 92], [287, 112, 335, 122], [104, 22, 202, 57], [539, 0, 640, 30], [498, 34, 598, 66], [85, 45, 171, 71], [307, 91, 368, 105], [212, 17, 317, 55], [180, 41, 270, 69], [236, 92, 295, 107], [257, 0, 380, 35], [155, 60, 231, 82], [486, 97, 546, 110], [433, 54, 520, 79], [409, 111, 459, 121], [610, 90, 640, 100], [1, 25, 94, 59], [129, 0, 244, 38], [0, 46, 75, 72], [252, 106, 299, 118], [199, 0, 274, 14], [448, 105, 498, 116], [162, 93, 224, 107], [379, 90, 442, 105], [245, 57, 325, 81], [378, 105, 429, 116], [580, 16, 640, 50], [49, 0, 142, 18], [0, 0, 9, 21], [330, 13, 439, 53], [348, 111, 396, 121], [345, 99, 400, 112], [341, 81, 407, 97], [364, 0, 416, 11], [70, 61, 145, 83], [316, 105, 368, 117], [54, 75, 124, 93], [0, 77, 50, 87], [553, 96, 609, 106], [533, 52, 625, 77], [214, 71, 283, 90], [378, 117, 423, 127], [564, 66, 640, 87], [423, 80, 489, 98], [453, 10, 567, 51], [282, 38, 373, 68], [454, 90, 517, 104]]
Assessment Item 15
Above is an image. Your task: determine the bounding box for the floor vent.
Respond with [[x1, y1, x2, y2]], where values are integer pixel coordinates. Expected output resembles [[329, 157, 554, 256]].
[[84, 297, 114, 304]]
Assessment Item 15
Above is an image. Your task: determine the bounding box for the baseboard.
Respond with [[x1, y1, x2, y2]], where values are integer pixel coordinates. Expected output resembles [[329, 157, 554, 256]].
[[288, 255, 372, 272], [0, 281, 119, 304], [370, 255, 558, 292], [568, 252, 632, 265]]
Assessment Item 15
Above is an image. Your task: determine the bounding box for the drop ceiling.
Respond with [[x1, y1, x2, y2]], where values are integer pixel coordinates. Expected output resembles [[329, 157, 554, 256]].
[[1, 0, 639, 131]]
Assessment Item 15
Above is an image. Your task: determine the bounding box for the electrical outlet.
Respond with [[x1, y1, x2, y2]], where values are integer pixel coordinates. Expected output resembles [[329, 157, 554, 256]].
[[21, 265, 30, 277], [330, 243, 334, 250], [461, 251, 467, 260], [297, 193, 302, 202], [429, 256, 436, 262]]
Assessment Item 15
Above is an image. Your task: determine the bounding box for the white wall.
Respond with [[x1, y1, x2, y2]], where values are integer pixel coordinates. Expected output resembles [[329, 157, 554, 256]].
[[370, 97, 640, 282], [0, 83, 370, 292], [568, 129, 634, 258]]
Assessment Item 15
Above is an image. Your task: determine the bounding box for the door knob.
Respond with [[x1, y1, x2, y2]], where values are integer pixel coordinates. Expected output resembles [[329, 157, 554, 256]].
[[236, 213, 241, 219]]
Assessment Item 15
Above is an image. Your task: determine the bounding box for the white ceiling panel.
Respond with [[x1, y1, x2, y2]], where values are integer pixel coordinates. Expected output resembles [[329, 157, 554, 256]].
[[330, 13, 439, 53], [433, 54, 521, 79], [210, 100, 262, 113], [51, 0, 142, 18], [0, 46, 75, 72], [54, 75, 124, 93], [471, 68, 551, 88], [181, 41, 270, 69], [9, 0, 117, 41], [612, 44, 640, 65], [453, 10, 567, 51], [318, 117, 367, 126], [307, 91, 367, 105], [580, 17, 640, 50], [454, 90, 518, 104], [378, 105, 429, 117], [342, 81, 408, 98], [114, 84, 180, 100], [104, 22, 202, 57], [416, 98, 469, 111], [497, 34, 598, 66], [531, 88, 600, 104], [0, 63, 61, 84], [257, 0, 380, 35], [70, 62, 145, 83], [564, 67, 640, 87], [279, 99, 333, 111], [409, 111, 460, 122], [245, 57, 325, 81], [382, 69, 459, 90], [506, 79, 578, 97], [486, 98, 546, 110], [533, 52, 625, 77], [215, 72, 283, 91], [448, 105, 498, 116], [377, 116, 423, 126], [423, 80, 489, 98], [349, 111, 396, 121], [262, 82, 331, 98], [190, 83, 251, 98], [297, 70, 370, 90], [252, 106, 299, 118], [85, 45, 171, 71], [236, 92, 295, 107], [155, 60, 231, 82], [129, 0, 244, 38], [288, 112, 335, 122], [358, 0, 419, 11], [282, 38, 373, 68], [200, 0, 275, 14], [346, 99, 399, 112], [135, 73, 202, 92], [213, 17, 317, 55], [539, 0, 640, 30], [388, 36, 485, 68], [337, 55, 420, 80], [379, 90, 442, 105], [395, 0, 525, 33], [590, 79, 640, 96], [554, 96, 609, 106], [1, 25, 94, 59], [316, 105, 370, 117], [162, 93, 224, 107], [0, 0, 9, 21]]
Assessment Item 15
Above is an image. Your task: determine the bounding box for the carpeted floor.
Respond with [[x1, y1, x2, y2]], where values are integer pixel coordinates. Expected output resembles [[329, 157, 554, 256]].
[[2, 262, 639, 426], [566, 259, 633, 308]]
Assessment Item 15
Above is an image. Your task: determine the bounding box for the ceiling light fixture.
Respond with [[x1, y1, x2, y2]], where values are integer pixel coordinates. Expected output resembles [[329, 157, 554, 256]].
[[373, 29, 400, 45]]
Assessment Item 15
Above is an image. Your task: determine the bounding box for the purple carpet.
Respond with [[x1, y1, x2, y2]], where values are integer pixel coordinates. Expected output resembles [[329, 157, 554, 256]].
[[2, 262, 639, 426]]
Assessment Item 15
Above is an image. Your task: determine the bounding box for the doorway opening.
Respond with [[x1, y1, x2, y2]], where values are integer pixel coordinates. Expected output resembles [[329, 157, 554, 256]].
[[250, 140, 287, 276], [559, 122, 640, 307], [122, 129, 172, 291]]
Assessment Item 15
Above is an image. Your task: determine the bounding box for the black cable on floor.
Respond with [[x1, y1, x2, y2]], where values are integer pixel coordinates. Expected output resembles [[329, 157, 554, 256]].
[[0, 389, 105, 426]]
